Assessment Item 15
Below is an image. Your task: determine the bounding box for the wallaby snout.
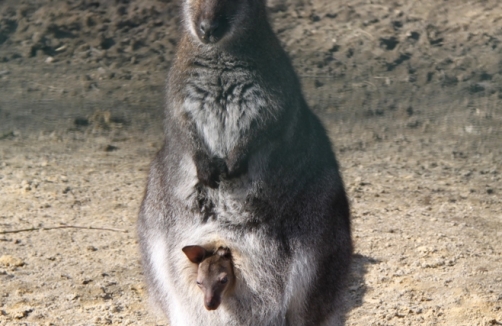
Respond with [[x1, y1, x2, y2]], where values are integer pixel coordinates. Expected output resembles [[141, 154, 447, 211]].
[[198, 19, 221, 43], [190, 0, 235, 44]]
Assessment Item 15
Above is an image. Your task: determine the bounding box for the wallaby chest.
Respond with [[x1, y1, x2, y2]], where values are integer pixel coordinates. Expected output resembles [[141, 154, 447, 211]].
[[178, 59, 272, 158]]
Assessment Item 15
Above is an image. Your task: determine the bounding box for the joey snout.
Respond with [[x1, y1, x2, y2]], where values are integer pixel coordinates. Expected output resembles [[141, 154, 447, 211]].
[[203, 291, 222, 310], [197, 276, 230, 311]]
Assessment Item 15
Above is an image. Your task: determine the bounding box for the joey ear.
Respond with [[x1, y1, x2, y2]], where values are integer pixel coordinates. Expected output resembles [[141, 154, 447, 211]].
[[216, 247, 232, 259], [182, 245, 207, 264]]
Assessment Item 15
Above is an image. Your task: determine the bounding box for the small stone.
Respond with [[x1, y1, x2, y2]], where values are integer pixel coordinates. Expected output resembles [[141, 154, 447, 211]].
[[0, 255, 25, 267], [12, 307, 33, 319], [45, 56, 54, 63], [105, 145, 119, 152]]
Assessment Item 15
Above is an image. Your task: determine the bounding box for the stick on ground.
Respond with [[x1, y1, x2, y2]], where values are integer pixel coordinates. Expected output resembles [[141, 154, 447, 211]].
[[0, 225, 128, 234]]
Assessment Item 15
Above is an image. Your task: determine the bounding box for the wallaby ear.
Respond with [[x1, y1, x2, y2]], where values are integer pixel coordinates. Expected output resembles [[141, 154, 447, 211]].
[[216, 247, 232, 259], [182, 245, 207, 264]]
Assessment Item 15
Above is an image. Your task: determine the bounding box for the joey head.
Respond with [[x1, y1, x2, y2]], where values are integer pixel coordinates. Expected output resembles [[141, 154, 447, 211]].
[[182, 245, 235, 311]]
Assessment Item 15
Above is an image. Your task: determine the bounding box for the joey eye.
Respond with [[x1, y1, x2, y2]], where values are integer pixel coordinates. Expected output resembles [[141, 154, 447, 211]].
[[196, 281, 202, 286], [220, 277, 228, 284]]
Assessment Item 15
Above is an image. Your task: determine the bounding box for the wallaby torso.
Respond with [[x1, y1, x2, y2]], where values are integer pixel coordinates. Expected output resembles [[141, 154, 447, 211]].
[[138, 0, 352, 325]]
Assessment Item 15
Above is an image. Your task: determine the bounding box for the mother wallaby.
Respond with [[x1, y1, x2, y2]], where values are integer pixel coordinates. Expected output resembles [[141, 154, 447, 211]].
[[137, 0, 353, 325]]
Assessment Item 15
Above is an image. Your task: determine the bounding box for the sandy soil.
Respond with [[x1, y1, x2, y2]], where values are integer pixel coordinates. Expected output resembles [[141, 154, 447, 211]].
[[1, 0, 502, 325]]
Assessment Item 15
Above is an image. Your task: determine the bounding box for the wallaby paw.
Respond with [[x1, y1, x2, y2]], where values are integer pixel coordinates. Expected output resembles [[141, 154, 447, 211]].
[[194, 153, 228, 188], [226, 157, 248, 179]]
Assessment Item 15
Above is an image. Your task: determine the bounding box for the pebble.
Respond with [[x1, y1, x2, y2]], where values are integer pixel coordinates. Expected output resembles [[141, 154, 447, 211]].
[[87, 246, 98, 251], [0, 255, 25, 267], [11, 307, 33, 319], [82, 278, 93, 285]]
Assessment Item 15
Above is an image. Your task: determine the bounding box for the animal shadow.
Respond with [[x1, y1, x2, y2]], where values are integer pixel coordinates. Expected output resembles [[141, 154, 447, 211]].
[[338, 253, 380, 324]]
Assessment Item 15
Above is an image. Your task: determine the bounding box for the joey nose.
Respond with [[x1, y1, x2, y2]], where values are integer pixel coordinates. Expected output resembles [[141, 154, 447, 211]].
[[204, 296, 220, 310], [205, 302, 219, 310], [199, 19, 220, 42]]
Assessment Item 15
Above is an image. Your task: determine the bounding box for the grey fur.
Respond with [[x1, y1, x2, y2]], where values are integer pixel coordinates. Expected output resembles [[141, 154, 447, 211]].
[[137, 0, 352, 325]]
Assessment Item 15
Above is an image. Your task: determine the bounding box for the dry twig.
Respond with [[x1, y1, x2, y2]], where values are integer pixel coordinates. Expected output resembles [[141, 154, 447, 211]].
[[0, 225, 128, 234]]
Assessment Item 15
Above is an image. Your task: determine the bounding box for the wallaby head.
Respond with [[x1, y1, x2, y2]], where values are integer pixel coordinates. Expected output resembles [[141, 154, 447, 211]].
[[182, 0, 267, 46], [182, 245, 235, 311]]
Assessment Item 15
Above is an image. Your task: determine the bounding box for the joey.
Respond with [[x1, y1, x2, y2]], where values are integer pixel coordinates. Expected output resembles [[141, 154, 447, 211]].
[[182, 245, 235, 310]]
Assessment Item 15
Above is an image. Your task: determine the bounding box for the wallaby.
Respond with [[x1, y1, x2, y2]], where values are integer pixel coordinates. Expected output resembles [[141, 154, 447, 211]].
[[182, 245, 235, 311], [137, 0, 352, 325]]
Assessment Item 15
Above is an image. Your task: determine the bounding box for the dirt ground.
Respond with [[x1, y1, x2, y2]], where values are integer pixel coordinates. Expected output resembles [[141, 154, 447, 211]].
[[1, 0, 502, 325]]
